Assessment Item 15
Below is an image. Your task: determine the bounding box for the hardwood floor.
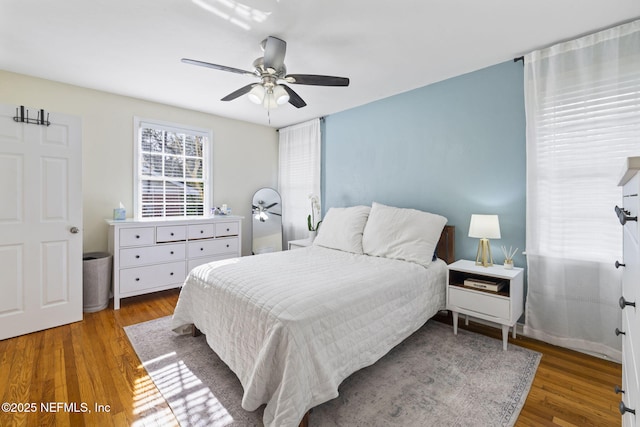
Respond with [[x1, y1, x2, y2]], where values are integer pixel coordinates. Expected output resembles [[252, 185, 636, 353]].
[[0, 290, 622, 427]]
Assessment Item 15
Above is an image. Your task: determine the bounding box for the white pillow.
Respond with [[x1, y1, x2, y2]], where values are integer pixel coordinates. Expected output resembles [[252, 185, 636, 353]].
[[362, 202, 447, 267], [313, 206, 371, 254]]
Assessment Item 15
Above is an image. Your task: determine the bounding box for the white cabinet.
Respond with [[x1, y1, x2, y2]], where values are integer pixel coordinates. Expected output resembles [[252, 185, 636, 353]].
[[617, 157, 640, 426], [446, 259, 524, 351], [107, 216, 242, 309]]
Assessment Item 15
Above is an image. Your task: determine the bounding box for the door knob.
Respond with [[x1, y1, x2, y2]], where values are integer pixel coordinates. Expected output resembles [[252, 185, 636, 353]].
[[70, 226, 80, 234]]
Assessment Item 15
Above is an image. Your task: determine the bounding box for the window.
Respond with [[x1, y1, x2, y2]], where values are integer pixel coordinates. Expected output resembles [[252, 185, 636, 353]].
[[134, 118, 211, 219], [524, 20, 640, 359]]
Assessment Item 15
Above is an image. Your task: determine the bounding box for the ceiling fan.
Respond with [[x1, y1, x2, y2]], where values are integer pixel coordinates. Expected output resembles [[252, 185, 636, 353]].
[[182, 36, 350, 109]]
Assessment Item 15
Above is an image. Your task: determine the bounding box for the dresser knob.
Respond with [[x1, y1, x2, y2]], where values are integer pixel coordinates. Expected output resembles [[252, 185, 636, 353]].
[[619, 297, 636, 310], [171, 232, 174, 236], [615, 385, 625, 394], [615, 260, 626, 268], [615, 328, 626, 336], [135, 278, 140, 282], [226, 228, 230, 232], [136, 235, 140, 239], [619, 401, 636, 415], [200, 230, 204, 234], [615, 205, 637, 225], [170, 272, 174, 276], [170, 251, 174, 255], [226, 244, 229, 248], [200, 248, 204, 251], [135, 255, 140, 259]]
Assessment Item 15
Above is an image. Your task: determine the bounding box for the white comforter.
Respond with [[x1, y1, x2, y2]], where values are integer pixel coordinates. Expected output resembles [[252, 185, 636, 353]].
[[171, 246, 446, 427]]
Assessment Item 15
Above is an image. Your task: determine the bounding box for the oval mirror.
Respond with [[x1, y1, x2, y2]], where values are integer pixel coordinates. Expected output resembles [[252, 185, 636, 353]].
[[251, 187, 283, 254]]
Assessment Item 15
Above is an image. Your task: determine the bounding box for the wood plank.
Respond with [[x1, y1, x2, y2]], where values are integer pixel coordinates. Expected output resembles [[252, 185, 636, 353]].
[[0, 289, 622, 427]]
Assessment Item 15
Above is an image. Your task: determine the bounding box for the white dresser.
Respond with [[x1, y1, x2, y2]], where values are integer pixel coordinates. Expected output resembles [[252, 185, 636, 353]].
[[617, 156, 640, 426], [107, 216, 242, 309]]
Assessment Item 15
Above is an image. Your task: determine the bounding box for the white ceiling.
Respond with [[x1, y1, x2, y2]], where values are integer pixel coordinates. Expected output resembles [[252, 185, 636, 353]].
[[1, 1, 639, 128]]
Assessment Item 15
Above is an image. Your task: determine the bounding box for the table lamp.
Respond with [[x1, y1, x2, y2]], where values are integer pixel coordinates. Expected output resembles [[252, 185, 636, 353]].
[[468, 214, 501, 267]]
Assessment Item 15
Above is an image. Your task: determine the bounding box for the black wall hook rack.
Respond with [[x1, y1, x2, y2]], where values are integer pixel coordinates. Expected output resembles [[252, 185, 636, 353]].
[[13, 105, 51, 126]]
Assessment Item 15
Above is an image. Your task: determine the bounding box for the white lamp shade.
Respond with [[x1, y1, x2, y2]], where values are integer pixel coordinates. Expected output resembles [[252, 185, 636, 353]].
[[468, 214, 501, 239], [247, 85, 265, 104], [272, 85, 290, 105]]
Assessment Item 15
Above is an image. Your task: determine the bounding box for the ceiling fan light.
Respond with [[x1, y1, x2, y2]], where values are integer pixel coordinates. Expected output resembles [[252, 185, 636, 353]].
[[247, 85, 265, 104], [263, 92, 278, 109], [273, 85, 290, 105]]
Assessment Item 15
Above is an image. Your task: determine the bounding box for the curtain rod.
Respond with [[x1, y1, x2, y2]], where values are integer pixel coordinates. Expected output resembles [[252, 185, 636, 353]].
[[511, 17, 640, 66], [276, 116, 325, 132]]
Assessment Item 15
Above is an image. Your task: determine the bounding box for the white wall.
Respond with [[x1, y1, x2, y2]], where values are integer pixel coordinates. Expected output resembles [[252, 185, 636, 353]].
[[0, 70, 279, 255]]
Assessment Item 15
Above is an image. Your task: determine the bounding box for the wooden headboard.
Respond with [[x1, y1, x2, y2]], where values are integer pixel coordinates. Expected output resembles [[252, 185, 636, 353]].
[[436, 225, 455, 264]]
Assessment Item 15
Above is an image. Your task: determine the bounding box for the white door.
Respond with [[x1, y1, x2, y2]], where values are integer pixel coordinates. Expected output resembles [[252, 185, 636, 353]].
[[0, 104, 82, 340]]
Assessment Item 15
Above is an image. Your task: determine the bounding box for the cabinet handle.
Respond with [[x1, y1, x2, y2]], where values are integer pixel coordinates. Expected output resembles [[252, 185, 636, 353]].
[[170, 272, 174, 276], [135, 255, 140, 259], [170, 251, 174, 255], [615, 205, 637, 225], [171, 232, 174, 236], [200, 230, 204, 234], [135, 278, 140, 282], [619, 401, 636, 415], [615, 260, 626, 268], [615, 328, 626, 336], [226, 228, 230, 232], [200, 248, 204, 251], [615, 385, 625, 394], [136, 235, 140, 239], [619, 297, 636, 309], [226, 244, 229, 248]]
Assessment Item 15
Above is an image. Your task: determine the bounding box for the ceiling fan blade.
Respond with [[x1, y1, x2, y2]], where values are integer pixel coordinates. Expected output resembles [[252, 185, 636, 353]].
[[267, 211, 282, 216], [221, 84, 256, 101], [264, 202, 278, 209], [181, 58, 256, 76], [285, 74, 350, 86], [281, 84, 307, 108], [263, 36, 286, 73]]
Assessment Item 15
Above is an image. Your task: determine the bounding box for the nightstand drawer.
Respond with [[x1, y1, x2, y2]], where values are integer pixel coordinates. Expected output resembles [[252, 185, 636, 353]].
[[449, 287, 510, 320]]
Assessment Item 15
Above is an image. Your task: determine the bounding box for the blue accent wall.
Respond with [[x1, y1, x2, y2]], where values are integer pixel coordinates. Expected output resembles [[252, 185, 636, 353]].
[[322, 60, 526, 266]]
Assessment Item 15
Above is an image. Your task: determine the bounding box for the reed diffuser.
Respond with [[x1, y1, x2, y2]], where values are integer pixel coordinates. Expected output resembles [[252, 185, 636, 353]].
[[501, 245, 518, 269]]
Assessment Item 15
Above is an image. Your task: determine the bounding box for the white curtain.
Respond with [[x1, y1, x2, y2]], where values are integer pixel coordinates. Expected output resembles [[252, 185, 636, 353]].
[[524, 20, 640, 361], [278, 118, 321, 245]]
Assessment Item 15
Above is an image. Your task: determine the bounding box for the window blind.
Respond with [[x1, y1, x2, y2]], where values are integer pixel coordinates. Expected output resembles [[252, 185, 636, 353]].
[[134, 118, 210, 219]]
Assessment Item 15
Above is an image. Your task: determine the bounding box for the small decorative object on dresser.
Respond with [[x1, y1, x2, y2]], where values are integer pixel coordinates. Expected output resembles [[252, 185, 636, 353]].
[[107, 216, 242, 309], [615, 156, 640, 425], [446, 259, 523, 350]]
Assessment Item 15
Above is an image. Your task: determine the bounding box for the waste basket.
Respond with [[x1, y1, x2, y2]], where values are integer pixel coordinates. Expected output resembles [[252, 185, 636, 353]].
[[83, 252, 112, 312]]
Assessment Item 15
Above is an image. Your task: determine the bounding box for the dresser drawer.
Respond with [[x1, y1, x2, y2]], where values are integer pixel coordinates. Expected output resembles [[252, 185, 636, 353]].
[[216, 221, 239, 237], [119, 261, 186, 293], [188, 223, 214, 239], [188, 237, 239, 258], [120, 227, 155, 247], [119, 243, 186, 268], [157, 225, 187, 243], [449, 286, 510, 320]]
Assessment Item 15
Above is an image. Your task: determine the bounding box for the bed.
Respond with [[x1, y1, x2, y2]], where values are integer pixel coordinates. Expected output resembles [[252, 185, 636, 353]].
[[171, 203, 455, 427]]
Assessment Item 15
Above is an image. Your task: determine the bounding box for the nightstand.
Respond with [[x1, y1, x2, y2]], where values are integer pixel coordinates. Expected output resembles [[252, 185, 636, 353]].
[[287, 238, 313, 250], [446, 259, 524, 351]]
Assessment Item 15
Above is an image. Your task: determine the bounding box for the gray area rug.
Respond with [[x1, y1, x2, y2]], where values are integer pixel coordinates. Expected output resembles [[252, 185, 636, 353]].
[[124, 316, 540, 427]]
